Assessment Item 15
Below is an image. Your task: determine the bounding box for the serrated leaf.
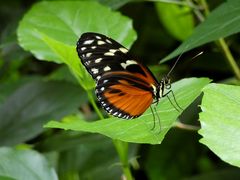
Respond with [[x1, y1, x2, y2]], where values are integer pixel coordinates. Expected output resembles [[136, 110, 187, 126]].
[[162, 0, 240, 62], [45, 78, 210, 144], [0, 80, 86, 146], [0, 147, 57, 180], [155, 2, 194, 41], [199, 83, 240, 167]]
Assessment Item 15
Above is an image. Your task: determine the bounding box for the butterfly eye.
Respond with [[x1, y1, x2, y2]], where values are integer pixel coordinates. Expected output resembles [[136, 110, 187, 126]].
[[162, 76, 171, 89]]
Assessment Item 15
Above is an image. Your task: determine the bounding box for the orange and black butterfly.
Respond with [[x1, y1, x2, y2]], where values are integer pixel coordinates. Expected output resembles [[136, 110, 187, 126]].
[[76, 32, 177, 119]]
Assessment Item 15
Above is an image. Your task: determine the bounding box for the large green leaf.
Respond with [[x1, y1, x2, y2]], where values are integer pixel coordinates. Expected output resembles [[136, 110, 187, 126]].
[[0, 147, 57, 180], [0, 80, 86, 146], [162, 0, 240, 62], [199, 83, 240, 167], [17, 1, 136, 90], [17, 1, 136, 62], [45, 78, 210, 144]]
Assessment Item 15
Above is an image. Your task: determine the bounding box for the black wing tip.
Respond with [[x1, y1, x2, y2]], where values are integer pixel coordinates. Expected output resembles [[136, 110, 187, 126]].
[[79, 32, 107, 41], [76, 32, 106, 49]]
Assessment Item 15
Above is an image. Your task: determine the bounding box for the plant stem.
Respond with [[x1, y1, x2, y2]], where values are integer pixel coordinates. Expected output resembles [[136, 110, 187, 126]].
[[174, 120, 200, 131], [86, 90, 104, 119], [113, 140, 133, 180], [218, 38, 240, 80], [86, 90, 133, 179], [197, 0, 240, 80]]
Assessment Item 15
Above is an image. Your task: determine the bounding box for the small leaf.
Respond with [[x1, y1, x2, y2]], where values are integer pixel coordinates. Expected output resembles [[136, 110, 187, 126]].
[[0, 80, 86, 146], [162, 0, 240, 62], [199, 83, 240, 167], [45, 78, 210, 144], [155, 2, 194, 41], [0, 147, 57, 180]]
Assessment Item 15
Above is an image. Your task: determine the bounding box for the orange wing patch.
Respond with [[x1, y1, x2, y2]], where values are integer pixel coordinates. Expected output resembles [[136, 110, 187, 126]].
[[103, 82, 153, 117]]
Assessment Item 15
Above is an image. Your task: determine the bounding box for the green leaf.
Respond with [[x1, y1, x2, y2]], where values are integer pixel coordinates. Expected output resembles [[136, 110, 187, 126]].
[[57, 135, 123, 179], [39, 32, 94, 90], [162, 0, 240, 62], [0, 80, 86, 146], [94, 0, 133, 9], [45, 78, 210, 144], [0, 147, 57, 180], [17, 1, 136, 90], [17, 1, 136, 63], [155, 2, 194, 41], [199, 83, 240, 167]]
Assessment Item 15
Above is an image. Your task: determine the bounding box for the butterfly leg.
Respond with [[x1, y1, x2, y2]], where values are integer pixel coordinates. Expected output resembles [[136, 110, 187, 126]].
[[150, 105, 162, 133], [163, 90, 183, 112], [154, 105, 162, 133], [150, 106, 156, 130]]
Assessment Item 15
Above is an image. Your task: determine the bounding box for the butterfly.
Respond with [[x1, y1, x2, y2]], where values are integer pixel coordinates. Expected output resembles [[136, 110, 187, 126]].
[[76, 32, 178, 119]]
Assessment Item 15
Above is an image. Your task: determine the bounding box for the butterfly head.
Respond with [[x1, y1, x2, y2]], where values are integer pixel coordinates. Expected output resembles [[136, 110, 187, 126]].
[[161, 75, 171, 90]]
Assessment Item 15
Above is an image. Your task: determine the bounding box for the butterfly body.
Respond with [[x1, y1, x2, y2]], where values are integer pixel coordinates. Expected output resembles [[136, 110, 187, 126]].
[[77, 32, 170, 119]]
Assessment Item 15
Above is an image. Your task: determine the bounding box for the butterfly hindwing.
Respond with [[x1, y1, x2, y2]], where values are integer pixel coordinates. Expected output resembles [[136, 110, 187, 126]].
[[96, 72, 154, 119]]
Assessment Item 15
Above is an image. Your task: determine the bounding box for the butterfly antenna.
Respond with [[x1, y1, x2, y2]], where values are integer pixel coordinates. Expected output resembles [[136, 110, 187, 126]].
[[191, 51, 204, 60], [166, 48, 186, 77], [166, 49, 203, 77]]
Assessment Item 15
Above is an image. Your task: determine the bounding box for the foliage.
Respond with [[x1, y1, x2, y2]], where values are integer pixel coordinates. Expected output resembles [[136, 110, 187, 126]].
[[0, 0, 240, 179]]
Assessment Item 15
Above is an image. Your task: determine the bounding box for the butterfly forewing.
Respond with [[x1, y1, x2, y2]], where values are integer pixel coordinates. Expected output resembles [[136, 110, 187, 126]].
[[76, 32, 159, 119], [77, 32, 132, 80]]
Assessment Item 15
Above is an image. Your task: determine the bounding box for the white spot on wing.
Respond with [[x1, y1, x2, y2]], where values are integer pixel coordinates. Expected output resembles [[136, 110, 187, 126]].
[[96, 76, 101, 80], [126, 60, 138, 65], [104, 52, 115, 56], [121, 60, 138, 69], [95, 58, 102, 63], [103, 66, 111, 71], [91, 46, 97, 49], [85, 61, 91, 65], [96, 36, 101, 39], [91, 68, 99, 74], [119, 47, 128, 53], [83, 40, 94, 45], [120, 63, 127, 69], [81, 47, 86, 51], [97, 40, 105, 45], [86, 53, 92, 57], [101, 87, 105, 91], [110, 49, 118, 53], [106, 39, 112, 44], [113, 112, 118, 116]]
